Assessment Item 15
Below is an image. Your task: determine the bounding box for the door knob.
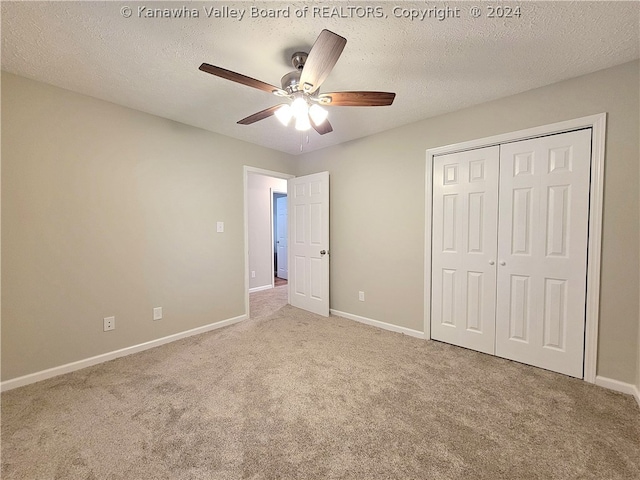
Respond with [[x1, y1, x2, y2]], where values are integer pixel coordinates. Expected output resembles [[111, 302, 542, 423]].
[[320, 250, 327, 255], [489, 260, 495, 265], [500, 261, 506, 266]]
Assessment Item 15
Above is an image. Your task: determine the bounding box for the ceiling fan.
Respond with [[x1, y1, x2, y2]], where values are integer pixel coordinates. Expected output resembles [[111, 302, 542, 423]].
[[199, 29, 396, 135]]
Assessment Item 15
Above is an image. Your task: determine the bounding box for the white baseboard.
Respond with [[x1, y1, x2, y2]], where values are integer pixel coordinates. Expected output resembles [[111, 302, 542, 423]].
[[330, 309, 425, 339], [595, 376, 640, 408], [0, 314, 247, 392], [249, 285, 273, 293]]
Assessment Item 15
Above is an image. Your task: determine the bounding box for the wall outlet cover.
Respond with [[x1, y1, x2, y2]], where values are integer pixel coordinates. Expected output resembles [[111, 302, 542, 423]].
[[103, 316, 115, 331]]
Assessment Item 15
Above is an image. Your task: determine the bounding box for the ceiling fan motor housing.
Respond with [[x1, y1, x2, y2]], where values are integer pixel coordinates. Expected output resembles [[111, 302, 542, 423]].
[[281, 70, 301, 93], [281, 51, 309, 93]]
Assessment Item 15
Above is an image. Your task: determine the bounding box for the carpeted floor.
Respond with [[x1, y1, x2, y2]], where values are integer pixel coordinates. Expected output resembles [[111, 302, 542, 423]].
[[2, 285, 639, 479]]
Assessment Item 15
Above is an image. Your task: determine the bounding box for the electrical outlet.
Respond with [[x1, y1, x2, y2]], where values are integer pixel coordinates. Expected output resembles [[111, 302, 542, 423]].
[[153, 307, 162, 321], [359, 291, 365, 302], [251, 271, 256, 278], [103, 316, 115, 331], [217, 221, 224, 233]]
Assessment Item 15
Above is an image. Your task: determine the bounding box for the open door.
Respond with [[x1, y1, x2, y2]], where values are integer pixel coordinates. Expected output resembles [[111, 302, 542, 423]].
[[288, 172, 330, 316], [275, 194, 288, 280]]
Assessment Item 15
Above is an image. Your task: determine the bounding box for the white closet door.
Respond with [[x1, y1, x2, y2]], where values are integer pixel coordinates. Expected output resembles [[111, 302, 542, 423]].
[[495, 129, 591, 378], [431, 146, 500, 354]]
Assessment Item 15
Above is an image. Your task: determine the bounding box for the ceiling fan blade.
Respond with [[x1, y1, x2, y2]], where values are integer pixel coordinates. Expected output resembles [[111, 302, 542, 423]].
[[199, 63, 286, 96], [311, 118, 333, 135], [318, 91, 396, 107], [299, 30, 347, 94], [237, 104, 286, 125]]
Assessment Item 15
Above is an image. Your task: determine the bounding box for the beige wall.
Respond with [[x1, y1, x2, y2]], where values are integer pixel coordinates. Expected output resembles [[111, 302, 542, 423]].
[[1, 72, 296, 380], [247, 172, 287, 290], [297, 60, 640, 385], [2, 61, 639, 387]]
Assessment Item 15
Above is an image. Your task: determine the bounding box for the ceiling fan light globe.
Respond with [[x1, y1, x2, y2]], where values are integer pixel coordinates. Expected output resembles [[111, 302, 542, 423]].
[[274, 104, 293, 126], [309, 104, 328, 126], [291, 97, 309, 119], [295, 114, 312, 131]]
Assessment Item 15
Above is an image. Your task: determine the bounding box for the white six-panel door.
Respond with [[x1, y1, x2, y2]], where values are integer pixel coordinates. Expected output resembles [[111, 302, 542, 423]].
[[431, 146, 500, 354], [288, 172, 330, 317], [431, 129, 592, 378], [496, 129, 591, 378]]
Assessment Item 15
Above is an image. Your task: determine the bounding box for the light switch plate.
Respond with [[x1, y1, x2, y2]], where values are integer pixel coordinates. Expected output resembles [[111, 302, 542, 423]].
[[216, 221, 224, 233], [153, 307, 162, 321]]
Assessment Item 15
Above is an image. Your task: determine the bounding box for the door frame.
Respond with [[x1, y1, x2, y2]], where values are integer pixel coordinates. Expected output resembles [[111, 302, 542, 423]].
[[243, 166, 295, 316], [424, 113, 606, 383]]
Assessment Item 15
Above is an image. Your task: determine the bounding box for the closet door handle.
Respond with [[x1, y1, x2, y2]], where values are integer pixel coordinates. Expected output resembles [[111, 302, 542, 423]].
[[499, 261, 506, 266], [489, 260, 495, 265]]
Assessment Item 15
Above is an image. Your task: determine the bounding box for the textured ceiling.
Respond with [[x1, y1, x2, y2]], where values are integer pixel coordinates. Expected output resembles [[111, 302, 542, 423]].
[[2, 1, 639, 155]]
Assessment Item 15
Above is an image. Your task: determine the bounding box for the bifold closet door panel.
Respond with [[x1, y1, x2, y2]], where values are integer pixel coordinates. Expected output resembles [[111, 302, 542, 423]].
[[495, 129, 591, 378], [431, 146, 499, 355]]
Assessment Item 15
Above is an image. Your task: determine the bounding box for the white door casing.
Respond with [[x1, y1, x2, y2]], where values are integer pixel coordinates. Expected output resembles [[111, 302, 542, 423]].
[[431, 146, 500, 355], [495, 129, 591, 378], [276, 195, 288, 280], [288, 172, 330, 316]]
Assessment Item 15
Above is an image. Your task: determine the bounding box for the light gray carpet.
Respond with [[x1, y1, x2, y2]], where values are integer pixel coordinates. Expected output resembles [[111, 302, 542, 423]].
[[2, 285, 639, 479]]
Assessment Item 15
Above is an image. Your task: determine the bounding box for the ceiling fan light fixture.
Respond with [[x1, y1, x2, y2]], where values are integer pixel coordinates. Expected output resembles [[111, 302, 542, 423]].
[[309, 104, 328, 126], [295, 113, 312, 131], [291, 95, 313, 131], [274, 104, 293, 126], [291, 96, 309, 118]]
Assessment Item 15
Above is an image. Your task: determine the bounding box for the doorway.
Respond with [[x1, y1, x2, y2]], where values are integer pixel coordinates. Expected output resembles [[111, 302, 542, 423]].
[[244, 167, 294, 316], [243, 166, 331, 319]]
